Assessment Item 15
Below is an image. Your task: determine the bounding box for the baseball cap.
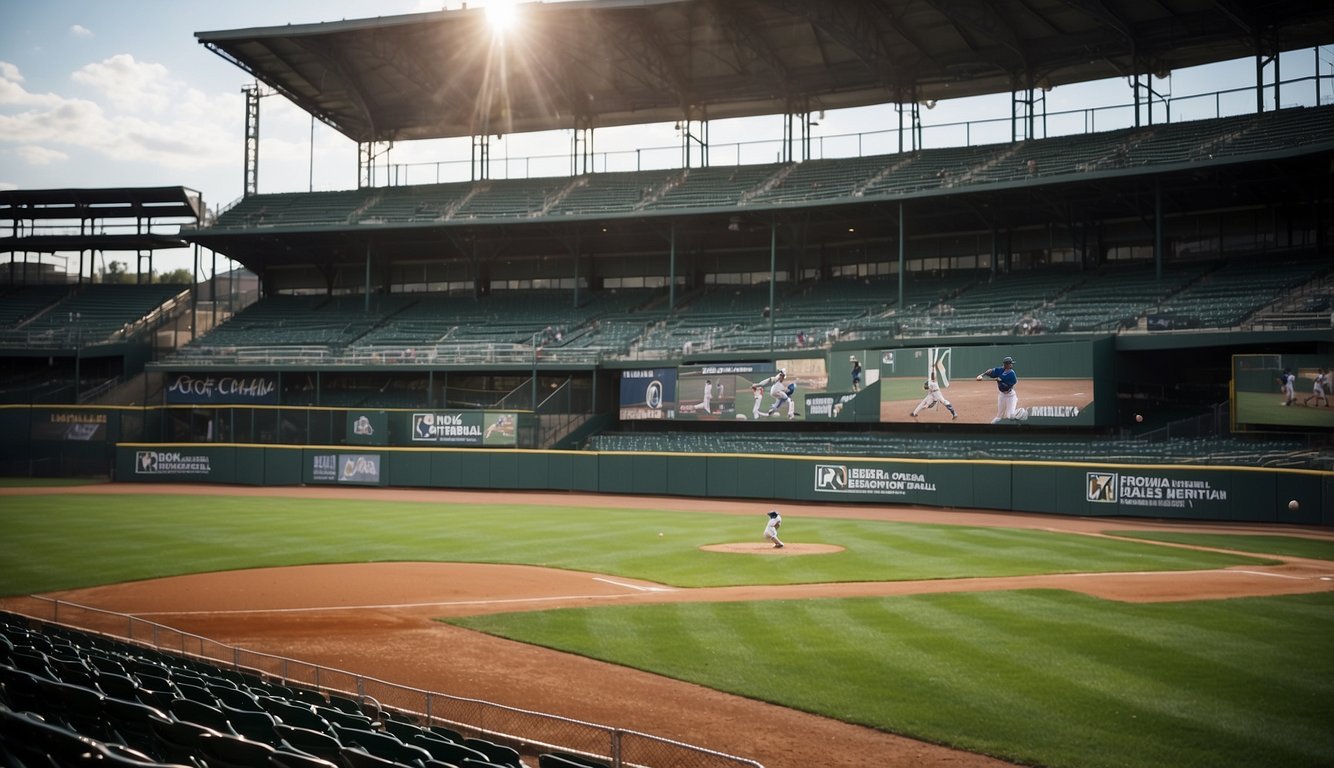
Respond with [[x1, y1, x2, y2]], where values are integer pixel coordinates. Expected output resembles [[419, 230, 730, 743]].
[[1002, 356, 1014, 364]]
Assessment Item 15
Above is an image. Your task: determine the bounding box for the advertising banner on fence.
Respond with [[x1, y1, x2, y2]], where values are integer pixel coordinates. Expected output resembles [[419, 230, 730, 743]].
[[346, 411, 388, 446], [31, 411, 108, 441], [165, 373, 280, 405], [134, 449, 213, 477], [311, 453, 382, 485], [405, 410, 517, 447], [1083, 469, 1230, 514], [811, 461, 941, 503]]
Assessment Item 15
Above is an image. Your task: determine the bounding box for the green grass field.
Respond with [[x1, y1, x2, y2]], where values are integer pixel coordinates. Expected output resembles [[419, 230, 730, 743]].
[[449, 591, 1334, 768], [1111, 531, 1334, 561], [1, 491, 1330, 768], [1234, 390, 1334, 428]]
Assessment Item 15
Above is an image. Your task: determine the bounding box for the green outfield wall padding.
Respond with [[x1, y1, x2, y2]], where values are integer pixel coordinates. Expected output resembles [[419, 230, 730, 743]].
[[262, 447, 303, 486], [488, 452, 520, 490], [390, 450, 432, 488], [457, 452, 492, 489], [430, 451, 464, 488], [569, 452, 600, 492], [109, 443, 1332, 525], [598, 454, 638, 495], [235, 446, 267, 487], [705, 456, 740, 499], [665, 455, 709, 498], [516, 453, 550, 490], [633, 454, 669, 496]]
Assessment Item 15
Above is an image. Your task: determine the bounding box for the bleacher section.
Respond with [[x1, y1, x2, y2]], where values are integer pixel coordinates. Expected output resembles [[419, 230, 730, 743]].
[[0, 613, 583, 768], [208, 105, 1334, 230], [1149, 252, 1328, 329], [588, 432, 1319, 468], [167, 248, 1331, 365], [172, 289, 662, 366], [0, 284, 188, 348]]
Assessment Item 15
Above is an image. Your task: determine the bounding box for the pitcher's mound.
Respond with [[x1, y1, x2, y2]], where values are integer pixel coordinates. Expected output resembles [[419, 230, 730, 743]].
[[700, 542, 845, 555]]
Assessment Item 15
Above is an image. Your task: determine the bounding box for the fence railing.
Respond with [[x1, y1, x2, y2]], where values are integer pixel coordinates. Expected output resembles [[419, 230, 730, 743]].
[[4, 597, 763, 768]]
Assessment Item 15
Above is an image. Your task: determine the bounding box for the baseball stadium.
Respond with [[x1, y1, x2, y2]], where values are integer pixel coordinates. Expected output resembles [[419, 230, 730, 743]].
[[3, 2, 1334, 768]]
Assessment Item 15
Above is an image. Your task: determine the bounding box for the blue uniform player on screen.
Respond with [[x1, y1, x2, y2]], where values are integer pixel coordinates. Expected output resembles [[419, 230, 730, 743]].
[[976, 356, 1027, 423]]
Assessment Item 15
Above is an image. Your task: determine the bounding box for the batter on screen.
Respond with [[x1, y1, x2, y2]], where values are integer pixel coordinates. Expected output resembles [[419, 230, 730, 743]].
[[976, 355, 1028, 423]]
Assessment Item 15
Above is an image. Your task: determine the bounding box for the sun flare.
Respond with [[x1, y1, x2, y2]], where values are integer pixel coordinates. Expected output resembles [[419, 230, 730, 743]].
[[485, 0, 520, 34]]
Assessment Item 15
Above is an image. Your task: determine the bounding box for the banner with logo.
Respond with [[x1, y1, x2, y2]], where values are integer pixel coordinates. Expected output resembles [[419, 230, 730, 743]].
[[133, 449, 215, 477], [310, 452, 383, 485], [165, 373, 279, 405], [346, 411, 387, 446], [31, 411, 108, 441], [405, 410, 517, 447], [1081, 469, 1231, 515]]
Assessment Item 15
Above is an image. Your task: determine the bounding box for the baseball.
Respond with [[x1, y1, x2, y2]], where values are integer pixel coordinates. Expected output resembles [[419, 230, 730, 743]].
[[658, 531, 664, 537], [1288, 500, 1299, 511], [1135, 414, 1143, 423]]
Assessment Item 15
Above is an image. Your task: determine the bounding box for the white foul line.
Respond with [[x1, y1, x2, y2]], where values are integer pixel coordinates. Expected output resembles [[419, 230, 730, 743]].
[[134, 577, 676, 617], [1230, 569, 1311, 581], [593, 577, 676, 593]]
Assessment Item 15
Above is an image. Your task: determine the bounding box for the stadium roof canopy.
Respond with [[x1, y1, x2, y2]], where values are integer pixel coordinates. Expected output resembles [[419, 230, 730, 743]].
[[0, 187, 204, 253], [196, 0, 1334, 144]]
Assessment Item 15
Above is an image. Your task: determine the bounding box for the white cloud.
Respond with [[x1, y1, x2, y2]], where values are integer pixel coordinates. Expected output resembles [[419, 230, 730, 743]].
[[15, 145, 69, 165], [72, 54, 174, 113], [0, 54, 241, 175], [69, 25, 94, 39]]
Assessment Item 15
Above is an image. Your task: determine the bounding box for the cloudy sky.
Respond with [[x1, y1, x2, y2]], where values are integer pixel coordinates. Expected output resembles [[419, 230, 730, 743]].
[[2, 1, 1330, 276]]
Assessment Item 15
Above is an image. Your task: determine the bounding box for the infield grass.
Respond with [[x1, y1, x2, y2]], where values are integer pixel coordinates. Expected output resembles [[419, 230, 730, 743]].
[[0, 493, 1273, 595], [448, 591, 1334, 768]]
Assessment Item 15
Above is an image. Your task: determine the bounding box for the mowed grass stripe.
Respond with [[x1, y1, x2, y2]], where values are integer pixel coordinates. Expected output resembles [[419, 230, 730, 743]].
[[0, 494, 1275, 595], [447, 591, 1334, 768], [1109, 531, 1334, 561]]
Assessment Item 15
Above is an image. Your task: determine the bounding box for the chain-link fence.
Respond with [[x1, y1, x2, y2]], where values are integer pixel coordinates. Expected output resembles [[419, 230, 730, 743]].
[[7, 597, 763, 768]]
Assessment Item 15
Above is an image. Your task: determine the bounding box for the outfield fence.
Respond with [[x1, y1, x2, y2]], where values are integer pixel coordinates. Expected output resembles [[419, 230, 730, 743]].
[[5, 597, 763, 768]]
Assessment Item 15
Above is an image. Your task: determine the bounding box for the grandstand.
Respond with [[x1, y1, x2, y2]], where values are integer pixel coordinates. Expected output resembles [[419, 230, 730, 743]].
[[0, 610, 626, 768], [205, 104, 1334, 231]]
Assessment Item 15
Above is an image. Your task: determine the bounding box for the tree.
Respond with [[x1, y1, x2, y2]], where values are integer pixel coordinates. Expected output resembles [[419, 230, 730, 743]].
[[101, 260, 132, 284], [158, 268, 194, 285]]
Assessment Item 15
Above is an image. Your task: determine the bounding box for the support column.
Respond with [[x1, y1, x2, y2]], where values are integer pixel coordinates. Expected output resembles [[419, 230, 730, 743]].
[[472, 134, 490, 180], [571, 119, 593, 176], [668, 221, 677, 312], [898, 203, 906, 310], [768, 220, 777, 353], [364, 242, 372, 313], [1154, 179, 1164, 280]]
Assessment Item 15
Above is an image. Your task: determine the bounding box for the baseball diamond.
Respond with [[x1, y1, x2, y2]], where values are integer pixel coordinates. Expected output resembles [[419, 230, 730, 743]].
[[2, 483, 1333, 768]]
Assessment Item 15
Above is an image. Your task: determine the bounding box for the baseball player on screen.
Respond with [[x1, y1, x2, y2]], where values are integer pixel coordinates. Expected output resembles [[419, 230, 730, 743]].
[[1278, 367, 1296, 406], [692, 379, 715, 414], [1304, 368, 1329, 407], [976, 356, 1027, 423], [911, 374, 958, 419], [752, 369, 798, 419]]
